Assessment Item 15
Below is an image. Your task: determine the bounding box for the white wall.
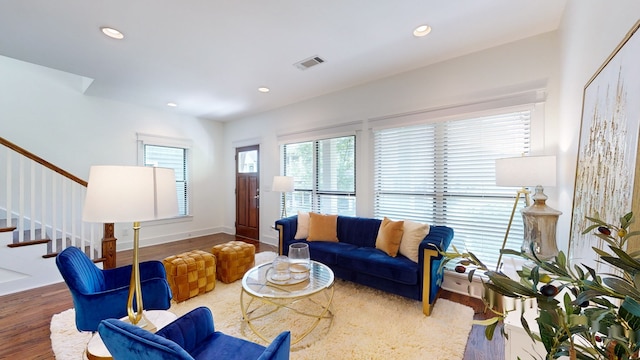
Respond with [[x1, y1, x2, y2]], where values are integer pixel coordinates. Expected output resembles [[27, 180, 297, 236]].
[[0, 56, 226, 251], [555, 1, 640, 252], [223, 0, 640, 253], [223, 31, 562, 246]]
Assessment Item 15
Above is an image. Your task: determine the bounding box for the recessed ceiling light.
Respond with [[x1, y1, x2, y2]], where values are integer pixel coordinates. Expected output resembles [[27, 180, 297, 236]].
[[101, 27, 124, 40], [258, 87, 270, 93], [167, 102, 178, 107], [413, 24, 432, 37]]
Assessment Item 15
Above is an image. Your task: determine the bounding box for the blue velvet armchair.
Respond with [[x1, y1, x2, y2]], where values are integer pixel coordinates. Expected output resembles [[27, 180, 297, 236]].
[[98, 306, 291, 360], [56, 246, 172, 331]]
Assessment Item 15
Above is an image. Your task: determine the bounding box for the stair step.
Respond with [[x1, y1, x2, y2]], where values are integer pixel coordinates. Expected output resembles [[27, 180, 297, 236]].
[[0, 218, 18, 232], [44, 244, 100, 260], [7, 238, 50, 248]]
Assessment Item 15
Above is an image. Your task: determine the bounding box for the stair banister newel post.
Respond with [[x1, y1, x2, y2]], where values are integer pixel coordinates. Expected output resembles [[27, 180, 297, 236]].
[[102, 223, 117, 269]]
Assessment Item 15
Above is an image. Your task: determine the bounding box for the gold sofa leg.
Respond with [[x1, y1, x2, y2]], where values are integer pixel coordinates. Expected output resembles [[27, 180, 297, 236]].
[[422, 247, 439, 316]]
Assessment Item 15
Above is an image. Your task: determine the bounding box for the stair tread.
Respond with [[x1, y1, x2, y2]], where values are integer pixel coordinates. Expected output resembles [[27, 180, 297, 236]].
[[7, 238, 51, 248]]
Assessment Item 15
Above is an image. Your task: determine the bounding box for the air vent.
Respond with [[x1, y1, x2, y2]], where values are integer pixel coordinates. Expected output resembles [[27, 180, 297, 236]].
[[294, 55, 326, 70]]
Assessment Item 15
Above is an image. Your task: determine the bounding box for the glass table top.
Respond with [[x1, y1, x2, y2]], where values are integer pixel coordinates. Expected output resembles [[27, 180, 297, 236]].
[[241, 260, 334, 299]]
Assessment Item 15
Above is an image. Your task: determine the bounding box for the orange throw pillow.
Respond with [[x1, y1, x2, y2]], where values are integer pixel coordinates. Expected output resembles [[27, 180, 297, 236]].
[[375, 217, 404, 257], [307, 213, 339, 242]]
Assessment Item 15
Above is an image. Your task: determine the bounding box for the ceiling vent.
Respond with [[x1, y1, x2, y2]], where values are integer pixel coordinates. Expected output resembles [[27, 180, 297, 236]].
[[294, 55, 326, 70]]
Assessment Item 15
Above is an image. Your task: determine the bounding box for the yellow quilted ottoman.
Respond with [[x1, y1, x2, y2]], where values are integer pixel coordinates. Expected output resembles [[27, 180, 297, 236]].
[[163, 250, 216, 303], [211, 241, 255, 283]]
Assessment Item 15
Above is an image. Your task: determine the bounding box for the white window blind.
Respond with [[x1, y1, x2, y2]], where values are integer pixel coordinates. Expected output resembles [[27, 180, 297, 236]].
[[282, 135, 355, 215], [373, 110, 532, 269], [143, 144, 188, 216]]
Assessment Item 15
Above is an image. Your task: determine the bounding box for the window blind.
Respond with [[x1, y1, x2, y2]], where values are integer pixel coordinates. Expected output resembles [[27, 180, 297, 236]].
[[282, 135, 355, 216], [373, 110, 531, 269]]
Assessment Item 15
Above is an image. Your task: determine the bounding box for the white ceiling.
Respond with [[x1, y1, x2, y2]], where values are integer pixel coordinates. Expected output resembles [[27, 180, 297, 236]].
[[0, 1, 566, 121]]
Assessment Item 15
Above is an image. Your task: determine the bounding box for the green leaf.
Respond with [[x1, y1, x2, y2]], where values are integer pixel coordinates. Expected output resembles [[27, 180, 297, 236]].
[[468, 252, 487, 270], [569, 314, 588, 327], [557, 251, 567, 268], [467, 268, 476, 283], [581, 223, 601, 235], [484, 319, 498, 341], [603, 277, 640, 299], [592, 247, 612, 258], [622, 212, 634, 228], [530, 266, 540, 288], [600, 256, 640, 275], [485, 271, 538, 297], [473, 317, 501, 326], [585, 216, 607, 226], [608, 246, 640, 271], [564, 292, 573, 318], [620, 296, 640, 331], [501, 248, 522, 256]]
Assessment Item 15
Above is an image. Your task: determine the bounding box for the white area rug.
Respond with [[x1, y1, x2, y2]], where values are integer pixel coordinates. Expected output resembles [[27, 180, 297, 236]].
[[51, 252, 474, 359]]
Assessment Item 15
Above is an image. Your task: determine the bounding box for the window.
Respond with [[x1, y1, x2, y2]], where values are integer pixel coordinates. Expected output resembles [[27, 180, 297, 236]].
[[281, 135, 356, 215], [373, 109, 532, 269], [138, 134, 190, 216]]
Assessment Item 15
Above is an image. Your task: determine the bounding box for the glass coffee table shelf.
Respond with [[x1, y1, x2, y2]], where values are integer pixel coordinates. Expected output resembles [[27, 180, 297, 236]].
[[240, 260, 335, 345]]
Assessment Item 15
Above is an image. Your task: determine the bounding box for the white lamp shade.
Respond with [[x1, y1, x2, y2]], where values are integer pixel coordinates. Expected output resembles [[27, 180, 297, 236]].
[[83, 165, 178, 223], [272, 176, 294, 192], [154, 167, 180, 220], [495, 155, 556, 187]]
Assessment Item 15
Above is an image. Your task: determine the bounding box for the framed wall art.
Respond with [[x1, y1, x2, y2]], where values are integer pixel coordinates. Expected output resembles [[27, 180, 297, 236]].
[[569, 20, 640, 270]]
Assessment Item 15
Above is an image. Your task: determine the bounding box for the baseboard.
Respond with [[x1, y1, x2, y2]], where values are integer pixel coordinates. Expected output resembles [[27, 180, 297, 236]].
[[116, 227, 227, 251], [116, 227, 279, 251]]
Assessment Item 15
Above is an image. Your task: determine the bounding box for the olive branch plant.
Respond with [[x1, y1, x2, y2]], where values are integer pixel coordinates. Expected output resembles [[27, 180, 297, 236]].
[[442, 212, 640, 360]]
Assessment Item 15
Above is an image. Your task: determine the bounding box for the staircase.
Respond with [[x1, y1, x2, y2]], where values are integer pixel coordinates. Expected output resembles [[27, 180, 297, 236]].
[[0, 137, 110, 296]]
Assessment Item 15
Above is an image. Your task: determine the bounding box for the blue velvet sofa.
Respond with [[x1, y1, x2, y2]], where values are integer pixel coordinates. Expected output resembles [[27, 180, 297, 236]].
[[275, 215, 453, 315]]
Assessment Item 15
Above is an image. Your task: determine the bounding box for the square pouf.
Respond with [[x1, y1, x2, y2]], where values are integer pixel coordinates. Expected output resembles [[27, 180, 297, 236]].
[[211, 241, 256, 284], [163, 250, 216, 303]]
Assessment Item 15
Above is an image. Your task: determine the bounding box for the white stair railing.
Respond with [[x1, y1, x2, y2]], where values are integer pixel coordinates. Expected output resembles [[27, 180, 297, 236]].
[[0, 140, 102, 260]]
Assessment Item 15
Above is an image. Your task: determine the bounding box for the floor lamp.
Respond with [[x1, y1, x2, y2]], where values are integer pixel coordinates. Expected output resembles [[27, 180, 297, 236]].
[[82, 165, 178, 328], [495, 155, 560, 268], [272, 176, 294, 218]]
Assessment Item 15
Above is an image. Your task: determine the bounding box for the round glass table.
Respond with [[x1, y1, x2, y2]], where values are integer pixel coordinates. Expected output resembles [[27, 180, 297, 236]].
[[241, 260, 335, 345]]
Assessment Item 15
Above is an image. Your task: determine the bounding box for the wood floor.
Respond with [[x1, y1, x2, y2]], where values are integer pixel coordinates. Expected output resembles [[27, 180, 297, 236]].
[[0, 233, 503, 359]]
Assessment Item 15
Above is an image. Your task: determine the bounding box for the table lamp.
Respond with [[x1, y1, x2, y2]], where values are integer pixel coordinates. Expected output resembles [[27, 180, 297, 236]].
[[272, 175, 294, 218], [82, 165, 178, 328], [495, 155, 561, 266]]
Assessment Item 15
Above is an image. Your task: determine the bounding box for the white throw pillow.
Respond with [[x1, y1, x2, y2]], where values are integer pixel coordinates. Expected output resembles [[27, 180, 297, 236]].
[[399, 220, 430, 263], [294, 211, 310, 239]]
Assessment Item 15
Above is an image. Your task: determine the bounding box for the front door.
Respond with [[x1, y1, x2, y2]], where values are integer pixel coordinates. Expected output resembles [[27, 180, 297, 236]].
[[235, 145, 259, 240]]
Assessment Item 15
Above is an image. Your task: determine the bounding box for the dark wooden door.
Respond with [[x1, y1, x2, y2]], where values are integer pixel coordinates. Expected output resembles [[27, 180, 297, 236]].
[[235, 145, 259, 240]]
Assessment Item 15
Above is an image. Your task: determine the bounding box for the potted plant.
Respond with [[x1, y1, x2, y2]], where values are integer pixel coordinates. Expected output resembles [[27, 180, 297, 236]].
[[443, 212, 640, 360]]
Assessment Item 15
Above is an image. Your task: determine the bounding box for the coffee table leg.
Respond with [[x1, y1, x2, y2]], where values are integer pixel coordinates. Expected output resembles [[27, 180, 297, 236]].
[[240, 286, 335, 345]]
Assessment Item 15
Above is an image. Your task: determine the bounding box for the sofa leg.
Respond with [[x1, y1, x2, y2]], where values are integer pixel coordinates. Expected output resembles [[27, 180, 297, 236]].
[[422, 247, 439, 316], [423, 300, 434, 316]]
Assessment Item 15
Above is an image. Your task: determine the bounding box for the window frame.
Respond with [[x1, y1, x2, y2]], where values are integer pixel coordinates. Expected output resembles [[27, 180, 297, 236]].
[[280, 134, 356, 216]]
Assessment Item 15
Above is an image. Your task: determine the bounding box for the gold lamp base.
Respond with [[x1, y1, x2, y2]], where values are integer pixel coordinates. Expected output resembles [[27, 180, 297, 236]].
[[126, 221, 156, 332]]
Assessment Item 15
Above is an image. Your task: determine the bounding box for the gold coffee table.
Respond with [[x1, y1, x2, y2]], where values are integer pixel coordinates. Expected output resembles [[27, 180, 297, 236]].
[[240, 260, 335, 345]]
